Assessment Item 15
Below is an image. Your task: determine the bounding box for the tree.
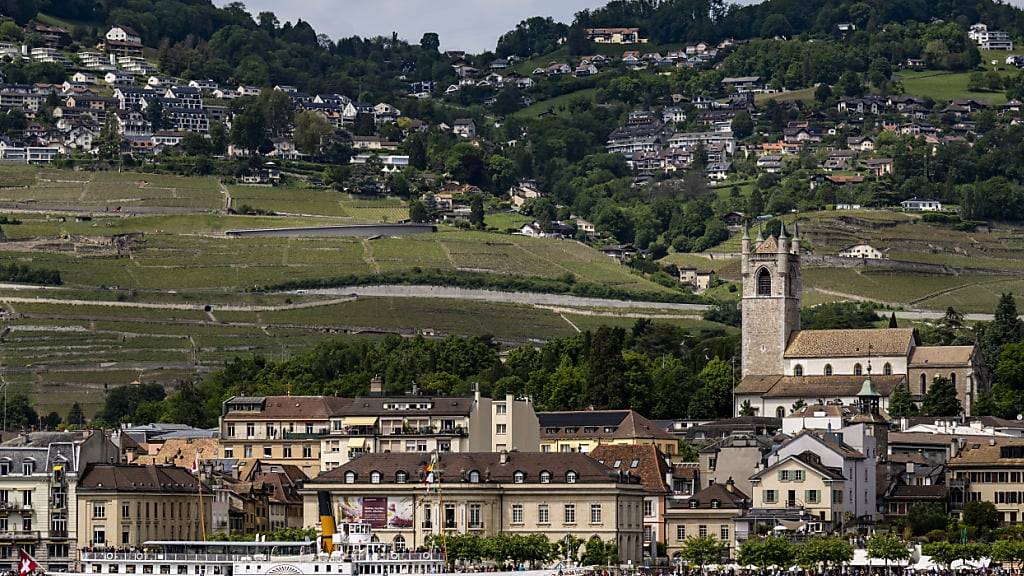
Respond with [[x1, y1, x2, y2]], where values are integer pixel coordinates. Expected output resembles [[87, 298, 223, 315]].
[[922, 542, 956, 569], [921, 375, 962, 416], [797, 537, 853, 570], [992, 539, 1024, 572], [230, 106, 267, 155], [731, 111, 754, 139], [580, 536, 617, 566], [420, 32, 440, 52], [888, 381, 916, 419], [866, 532, 909, 573], [209, 121, 228, 155], [66, 402, 85, 427], [679, 536, 726, 572], [97, 113, 122, 161], [814, 83, 833, 104], [409, 200, 430, 223], [837, 71, 864, 97], [4, 394, 39, 430], [738, 537, 795, 569], [294, 110, 334, 156], [907, 502, 948, 536], [40, 412, 62, 430], [981, 293, 1022, 369], [688, 357, 735, 418], [261, 89, 294, 136], [962, 501, 1000, 534], [888, 312, 898, 328], [469, 193, 485, 229], [146, 98, 163, 132]]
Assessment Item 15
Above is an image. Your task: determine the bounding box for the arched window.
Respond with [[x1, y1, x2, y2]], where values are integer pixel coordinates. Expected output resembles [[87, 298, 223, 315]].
[[794, 364, 804, 376], [950, 373, 957, 388], [776, 406, 786, 419], [883, 363, 892, 376], [393, 535, 406, 552], [920, 374, 927, 395], [566, 470, 578, 484], [756, 267, 772, 296], [539, 470, 552, 484], [824, 364, 833, 376], [395, 471, 408, 484], [468, 470, 481, 483], [513, 471, 526, 484], [854, 363, 863, 376], [370, 471, 382, 484], [344, 471, 357, 484]]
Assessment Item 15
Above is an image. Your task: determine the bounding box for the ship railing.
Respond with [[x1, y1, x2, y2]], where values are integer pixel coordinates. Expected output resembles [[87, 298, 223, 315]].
[[346, 551, 442, 562], [81, 553, 246, 562]]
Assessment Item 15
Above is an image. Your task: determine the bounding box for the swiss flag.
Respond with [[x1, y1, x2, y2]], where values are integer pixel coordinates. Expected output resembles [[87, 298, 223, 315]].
[[18, 549, 40, 576]]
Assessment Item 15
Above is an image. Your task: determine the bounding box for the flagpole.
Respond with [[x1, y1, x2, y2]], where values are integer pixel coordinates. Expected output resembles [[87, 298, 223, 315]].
[[195, 449, 206, 541]]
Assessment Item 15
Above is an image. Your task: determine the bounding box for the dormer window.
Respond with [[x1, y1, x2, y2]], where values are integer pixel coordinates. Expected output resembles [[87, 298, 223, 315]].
[[539, 471, 551, 484], [711, 499, 720, 509], [689, 500, 699, 508], [22, 462, 34, 476], [370, 471, 382, 484], [566, 470, 578, 484], [396, 471, 408, 484], [344, 471, 357, 484], [513, 471, 526, 484], [469, 470, 481, 483]]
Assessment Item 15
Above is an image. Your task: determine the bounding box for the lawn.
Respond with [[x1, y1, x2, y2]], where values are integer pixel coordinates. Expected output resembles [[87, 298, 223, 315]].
[[896, 70, 1008, 105], [513, 88, 599, 119], [756, 86, 817, 104]]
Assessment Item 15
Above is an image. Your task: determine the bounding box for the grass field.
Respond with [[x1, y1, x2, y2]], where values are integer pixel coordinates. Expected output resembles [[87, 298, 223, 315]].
[[513, 88, 599, 119], [896, 70, 1009, 105]]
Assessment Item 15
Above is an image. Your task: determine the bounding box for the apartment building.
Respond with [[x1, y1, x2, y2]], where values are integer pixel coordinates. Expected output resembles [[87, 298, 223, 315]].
[[590, 444, 671, 559], [665, 481, 749, 561], [538, 410, 678, 455], [0, 431, 119, 572], [301, 452, 645, 562], [948, 437, 1024, 523], [76, 464, 211, 549], [322, 387, 537, 470], [219, 396, 348, 476]]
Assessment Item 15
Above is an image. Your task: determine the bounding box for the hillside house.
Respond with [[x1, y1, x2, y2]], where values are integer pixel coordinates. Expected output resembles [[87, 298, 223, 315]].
[[901, 198, 943, 212], [453, 118, 477, 138], [510, 181, 543, 211], [679, 268, 715, 293], [585, 27, 644, 44], [838, 244, 885, 259]]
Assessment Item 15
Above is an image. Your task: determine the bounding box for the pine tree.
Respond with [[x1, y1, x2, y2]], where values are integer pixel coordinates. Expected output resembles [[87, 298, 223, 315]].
[[921, 376, 963, 417], [888, 312, 898, 328], [888, 381, 915, 418], [981, 293, 1022, 369], [67, 402, 85, 426]]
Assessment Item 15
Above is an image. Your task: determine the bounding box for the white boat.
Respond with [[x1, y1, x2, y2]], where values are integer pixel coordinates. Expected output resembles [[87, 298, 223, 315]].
[[71, 523, 569, 576]]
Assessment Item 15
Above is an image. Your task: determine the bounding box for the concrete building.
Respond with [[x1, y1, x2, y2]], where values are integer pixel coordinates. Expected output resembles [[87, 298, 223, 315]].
[[948, 437, 1024, 523], [0, 431, 119, 572], [301, 452, 645, 562], [698, 434, 772, 497], [76, 464, 211, 549], [838, 244, 885, 259], [664, 481, 749, 561]]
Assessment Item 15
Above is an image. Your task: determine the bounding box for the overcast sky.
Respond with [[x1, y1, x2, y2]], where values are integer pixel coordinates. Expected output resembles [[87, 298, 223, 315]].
[[220, 0, 616, 53], [221, 0, 1024, 53]]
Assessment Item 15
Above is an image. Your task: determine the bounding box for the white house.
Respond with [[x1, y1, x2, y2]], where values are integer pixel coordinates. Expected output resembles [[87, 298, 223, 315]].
[[453, 118, 476, 138], [106, 26, 142, 45], [837, 244, 885, 259], [900, 198, 942, 212]]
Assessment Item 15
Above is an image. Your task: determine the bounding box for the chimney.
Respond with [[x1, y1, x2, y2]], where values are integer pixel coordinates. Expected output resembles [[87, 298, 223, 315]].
[[369, 375, 383, 396], [725, 477, 735, 493]]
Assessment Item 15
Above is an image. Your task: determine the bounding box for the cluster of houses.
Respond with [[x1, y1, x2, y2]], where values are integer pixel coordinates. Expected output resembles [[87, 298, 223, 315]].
[[0, 25, 416, 168]]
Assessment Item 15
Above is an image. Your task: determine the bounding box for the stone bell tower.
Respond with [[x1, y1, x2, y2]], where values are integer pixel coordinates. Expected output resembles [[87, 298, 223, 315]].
[[740, 221, 802, 377]]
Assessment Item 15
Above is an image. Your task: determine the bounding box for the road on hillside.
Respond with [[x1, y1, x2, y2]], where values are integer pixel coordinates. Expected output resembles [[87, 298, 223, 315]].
[[298, 285, 712, 312], [885, 310, 997, 322]]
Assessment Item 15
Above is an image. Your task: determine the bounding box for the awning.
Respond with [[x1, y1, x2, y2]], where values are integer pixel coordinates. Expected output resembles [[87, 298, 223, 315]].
[[344, 417, 379, 427], [347, 438, 366, 448]]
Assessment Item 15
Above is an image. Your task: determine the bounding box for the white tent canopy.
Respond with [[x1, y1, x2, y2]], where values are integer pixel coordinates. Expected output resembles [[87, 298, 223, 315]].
[[850, 549, 911, 567]]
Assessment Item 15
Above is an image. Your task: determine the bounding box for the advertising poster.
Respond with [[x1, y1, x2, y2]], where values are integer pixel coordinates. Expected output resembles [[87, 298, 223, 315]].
[[387, 497, 414, 528], [362, 497, 388, 528]]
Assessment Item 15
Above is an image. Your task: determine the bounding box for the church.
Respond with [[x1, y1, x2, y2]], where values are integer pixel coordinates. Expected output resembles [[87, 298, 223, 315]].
[[733, 223, 986, 418]]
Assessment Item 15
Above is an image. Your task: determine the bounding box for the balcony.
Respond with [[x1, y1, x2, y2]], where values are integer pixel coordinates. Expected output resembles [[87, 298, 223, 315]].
[[49, 529, 69, 539], [468, 522, 484, 531], [282, 432, 327, 440], [0, 531, 40, 542]]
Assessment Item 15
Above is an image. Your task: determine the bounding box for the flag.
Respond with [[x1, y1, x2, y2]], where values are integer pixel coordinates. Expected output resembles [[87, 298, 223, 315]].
[[18, 548, 39, 576], [190, 449, 201, 475]]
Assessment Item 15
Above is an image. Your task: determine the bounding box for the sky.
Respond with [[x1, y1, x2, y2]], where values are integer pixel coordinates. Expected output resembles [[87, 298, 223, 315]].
[[219, 0, 612, 53]]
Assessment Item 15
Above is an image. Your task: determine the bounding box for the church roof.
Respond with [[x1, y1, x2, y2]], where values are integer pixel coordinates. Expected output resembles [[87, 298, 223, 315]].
[[735, 374, 906, 398], [908, 345, 975, 367], [783, 328, 915, 358], [754, 235, 779, 253]]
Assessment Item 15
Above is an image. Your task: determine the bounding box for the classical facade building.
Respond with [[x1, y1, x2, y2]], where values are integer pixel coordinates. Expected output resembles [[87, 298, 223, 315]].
[[590, 444, 671, 558], [0, 431, 120, 572], [220, 386, 538, 475], [664, 481, 749, 561], [538, 410, 678, 455], [735, 224, 986, 416], [76, 464, 211, 548], [301, 452, 645, 562], [947, 437, 1024, 524]]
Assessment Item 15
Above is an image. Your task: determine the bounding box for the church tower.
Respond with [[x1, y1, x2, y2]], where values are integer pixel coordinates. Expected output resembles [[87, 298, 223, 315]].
[[741, 221, 801, 377]]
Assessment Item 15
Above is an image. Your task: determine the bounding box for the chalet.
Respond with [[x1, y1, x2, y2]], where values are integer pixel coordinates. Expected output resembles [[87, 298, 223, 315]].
[[188, 79, 219, 92], [510, 181, 543, 211], [237, 85, 262, 97], [574, 64, 598, 77], [707, 161, 732, 181], [846, 135, 875, 152], [32, 24, 70, 48], [545, 63, 572, 76], [622, 51, 641, 66], [838, 244, 885, 259], [757, 154, 784, 173], [104, 72, 134, 86], [71, 72, 98, 85], [576, 218, 596, 235], [106, 26, 142, 45], [600, 244, 638, 262], [662, 106, 686, 124], [864, 157, 894, 177], [452, 118, 476, 139]]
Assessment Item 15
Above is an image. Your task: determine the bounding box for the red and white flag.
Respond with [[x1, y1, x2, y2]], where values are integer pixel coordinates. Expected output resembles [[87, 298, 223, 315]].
[[18, 548, 40, 576]]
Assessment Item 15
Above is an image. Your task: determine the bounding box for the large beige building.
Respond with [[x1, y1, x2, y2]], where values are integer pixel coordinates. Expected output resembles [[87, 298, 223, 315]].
[[538, 410, 678, 455], [665, 481, 749, 561], [948, 437, 1024, 524], [301, 452, 646, 562], [590, 444, 671, 559], [220, 388, 538, 476], [736, 224, 986, 416], [0, 431, 120, 572], [76, 464, 212, 548]]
